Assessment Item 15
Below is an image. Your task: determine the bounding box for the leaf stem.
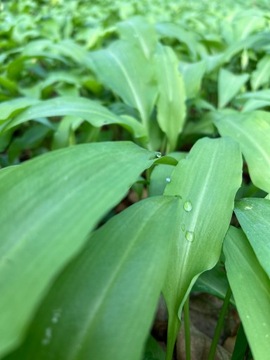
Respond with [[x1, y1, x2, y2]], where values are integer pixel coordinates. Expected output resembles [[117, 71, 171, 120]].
[[184, 297, 191, 360], [207, 287, 232, 360]]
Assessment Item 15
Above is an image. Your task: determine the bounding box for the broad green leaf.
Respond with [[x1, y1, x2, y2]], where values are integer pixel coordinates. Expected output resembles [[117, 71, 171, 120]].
[[242, 99, 270, 112], [117, 16, 157, 60], [0, 97, 146, 139], [179, 60, 206, 99], [193, 264, 232, 303], [163, 137, 242, 359], [251, 54, 270, 90], [213, 110, 270, 193], [149, 153, 186, 197], [4, 196, 182, 360], [143, 336, 166, 360], [218, 68, 249, 108], [89, 40, 157, 127], [0, 98, 39, 121], [155, 44, 186, 151], [19, 71, 82, 99], [0, 141, 155, 357], [155, 22, 199, 59], [223, 32, 269, 64], [234, 198, 270, 277], [224, 227, 270, 360], [51, 116, 81, 149]]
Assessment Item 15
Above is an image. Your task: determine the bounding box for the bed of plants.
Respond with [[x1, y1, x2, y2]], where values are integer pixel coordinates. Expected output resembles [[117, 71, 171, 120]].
[[0, 1, 270, 359]]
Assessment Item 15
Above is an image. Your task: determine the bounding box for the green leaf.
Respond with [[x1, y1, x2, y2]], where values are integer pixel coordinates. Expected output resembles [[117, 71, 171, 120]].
[[117, 16, 157, 60], [0, 98, 39, 122], [4, 196, 182, 360], [213, 110, 270, 193], [155, 22, 199, 59], [179, 60, 206, 99], [251, 55, 270, 91], [155, 44, 186, 151], [0, 97, 146, 139], [163, 137, 242, 359], [234, 198, 270, 277], [149, 153, 186, 197], [193, 264, 232, 303], [89, 40, 157, 127], [143, 336, 166, 360], [0, 141, 155, 358], [218, 68, 249, 108], [224, 227, 270, 360]]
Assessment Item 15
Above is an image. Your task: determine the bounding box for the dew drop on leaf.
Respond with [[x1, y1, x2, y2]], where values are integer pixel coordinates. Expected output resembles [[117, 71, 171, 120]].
[[155, 151, 162, 158], [165, 177, 171, 183], [185, 230, 194, 242], [184, 201, 192, 212]]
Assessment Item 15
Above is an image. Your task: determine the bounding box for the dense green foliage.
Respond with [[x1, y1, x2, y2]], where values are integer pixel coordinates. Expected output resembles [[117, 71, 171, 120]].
[[0, 1, 270, 359]]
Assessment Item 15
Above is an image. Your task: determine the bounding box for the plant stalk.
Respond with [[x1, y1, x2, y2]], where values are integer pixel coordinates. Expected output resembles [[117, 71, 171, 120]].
[[184, 297, 191, 360], [207, 287, 232, 360]]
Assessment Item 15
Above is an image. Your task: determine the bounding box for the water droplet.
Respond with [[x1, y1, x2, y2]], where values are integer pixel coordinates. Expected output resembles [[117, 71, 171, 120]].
[[51, 309, 62, 324], [42, 327, 52, 346], [165, 177, 171, 183], [155, 152, 162, 158], [262, 322, 267, 327], [246, 315, 250, 319], [185, 231, 194, 242], [244, 205, 252, 210], [184, 201, 192, 212], [266, 334, 269, 338], [181, 223, 185, 232]]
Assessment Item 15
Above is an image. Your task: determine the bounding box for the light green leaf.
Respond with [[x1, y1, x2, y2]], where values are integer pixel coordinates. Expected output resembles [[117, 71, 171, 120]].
[[4, 196, 182, 360], [0, 97, 146, 139], [117, 16, 157, 60], [0, 141, 155, 357], [0, 98, 39, 122], [193, 264, 232, 303], [224, 227, 270, 360], [179, 60, 206, 99], [155, 22, 199, 59], [242, 99, 270, 112], [218, 68, 249, 108], [89, 40, 157, 127], [251, 55, 270, 91], [149, 153, 186, 197], [237, 90, 270, 111], [213, 110, 270, 193], [163, 137, 242, 359], [155, 44, 186, 151], [143, 336, 166, 360], [234, 198, 270, 277]]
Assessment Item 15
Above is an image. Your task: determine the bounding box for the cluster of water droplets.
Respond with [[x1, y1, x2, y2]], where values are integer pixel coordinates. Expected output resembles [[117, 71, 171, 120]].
[[41, 308, 62, 346], [182, 200, 195, 242]]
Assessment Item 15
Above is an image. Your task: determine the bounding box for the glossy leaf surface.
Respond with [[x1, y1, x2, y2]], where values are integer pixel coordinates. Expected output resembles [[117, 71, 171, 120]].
[[155, 44, 186, 151], [0, 142, 155, 357], [89, 40, 157, 126], [213, 110, 270, 193], [224, 227, 270, 360], [218, 68, 249, 108], [117, 16, 157, 60], [0, 97, 146, 139], [163, 137, 242, 358], [179, 60, 206, 99], [4, 196, 182, 360], [234, 198, 270, 277]]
